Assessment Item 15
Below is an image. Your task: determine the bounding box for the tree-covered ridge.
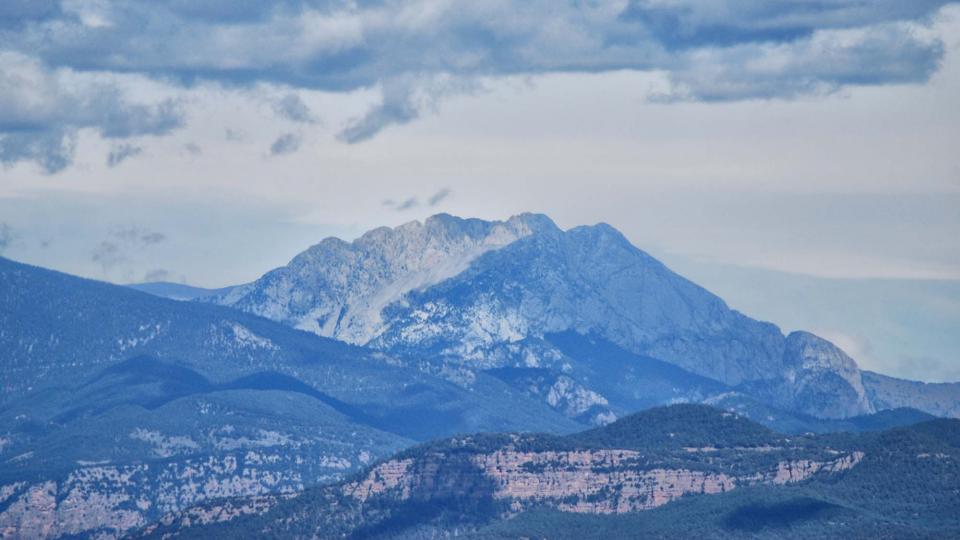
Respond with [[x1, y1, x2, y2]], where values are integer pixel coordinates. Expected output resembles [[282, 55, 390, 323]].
[[569, 403, 781, 449]]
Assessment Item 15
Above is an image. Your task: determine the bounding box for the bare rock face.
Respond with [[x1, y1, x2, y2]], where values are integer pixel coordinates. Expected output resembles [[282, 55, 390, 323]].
[[470, 449, 736, 514], [862, 371, 960, 418], [0, 450, 347, 539], [211, 213, 555, 344], [373, 223, 788, 387], [340, 444, 865, 516], [777, 331, 874, 418], [370, 219, 873, 418]]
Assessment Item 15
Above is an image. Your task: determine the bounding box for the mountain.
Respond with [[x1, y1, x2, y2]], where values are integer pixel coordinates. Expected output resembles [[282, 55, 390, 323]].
[[210, 213, 955, 420], [3, 211, 957, 538], [0, 256, 578, 538], [127, 281, 235, 301], [209, 214, 555, 344], [862, 371, 960, 418], [135, 404, 960, 539]]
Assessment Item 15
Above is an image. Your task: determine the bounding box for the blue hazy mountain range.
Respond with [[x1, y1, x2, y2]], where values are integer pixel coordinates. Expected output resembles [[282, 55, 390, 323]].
[[1, 212, 957, 538]]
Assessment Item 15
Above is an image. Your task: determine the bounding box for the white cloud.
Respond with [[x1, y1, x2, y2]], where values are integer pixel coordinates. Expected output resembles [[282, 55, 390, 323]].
[[0, 1, 954, 170]]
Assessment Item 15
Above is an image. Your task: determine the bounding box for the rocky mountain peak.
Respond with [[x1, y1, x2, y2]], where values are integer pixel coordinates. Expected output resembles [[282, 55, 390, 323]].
[[210, 214, 881, 419], [778, 331, 872, 418], [212, 213, 553, 344]]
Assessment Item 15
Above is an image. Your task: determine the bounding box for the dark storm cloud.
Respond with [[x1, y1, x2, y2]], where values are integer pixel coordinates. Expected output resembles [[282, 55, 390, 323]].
[[0, 0, 954, 169]]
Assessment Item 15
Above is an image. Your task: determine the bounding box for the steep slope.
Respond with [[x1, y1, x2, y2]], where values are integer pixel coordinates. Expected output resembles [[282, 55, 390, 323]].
[[0, 256, 578, 539], [373, 220, 872, 418], [861, 371, 960, 418], [136, 404, 960, 540]]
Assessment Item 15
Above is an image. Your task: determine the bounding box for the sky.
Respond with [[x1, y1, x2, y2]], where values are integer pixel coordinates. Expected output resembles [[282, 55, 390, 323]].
[[0, 1, 958, 382]]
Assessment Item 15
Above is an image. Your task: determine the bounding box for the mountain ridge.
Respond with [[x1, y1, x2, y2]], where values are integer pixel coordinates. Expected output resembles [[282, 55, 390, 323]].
[[208, 213, 556, 344], [134, 404, 960, 539], [208, 213, 948, 420]]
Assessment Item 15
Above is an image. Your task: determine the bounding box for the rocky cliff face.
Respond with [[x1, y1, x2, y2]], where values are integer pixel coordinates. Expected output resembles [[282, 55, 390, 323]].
[[344, 444, 864, 515], [0, 450, 324, 539], [774, 331, 873, 418], [862, 371, 960, 418], [212, 213, 554, 344], [373, 222, 787, 385]]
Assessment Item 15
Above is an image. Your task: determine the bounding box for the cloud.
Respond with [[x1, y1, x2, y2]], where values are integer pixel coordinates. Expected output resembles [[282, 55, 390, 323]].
[[106, 143, 143, 167], [338, 75, 480, 143], [270, 133, 302, 155], [224, 128, 245, 142], [428, 188, 452, 206], [0, 128, 76, 174], [396, 197, 419, 211], [383, 189, 450, 211], [0, 51, 184, 172], [91, 226, 167, 274], [657, 24, 947, 101], [619, 0, 951, 49], [113, 227, 166, 245], [91, 240, 124, 272], [183, 142, 202, 156], [273, 94, 317, 124], [0, 223, 13, 254], [338, 77, 423, 143], [143, 268, 172, 282], [0, 1, 953, 160], [0, 0, 59, 27]]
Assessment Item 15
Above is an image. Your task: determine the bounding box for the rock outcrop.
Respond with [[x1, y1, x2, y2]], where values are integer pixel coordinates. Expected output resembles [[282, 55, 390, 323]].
[[342, 445, 865, 516], [211, 213, 554, 344]]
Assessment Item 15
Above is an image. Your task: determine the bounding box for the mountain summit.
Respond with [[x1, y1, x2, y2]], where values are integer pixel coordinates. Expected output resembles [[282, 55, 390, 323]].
[[208, 213, 944, 420], [212, 213, 556, 344]]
